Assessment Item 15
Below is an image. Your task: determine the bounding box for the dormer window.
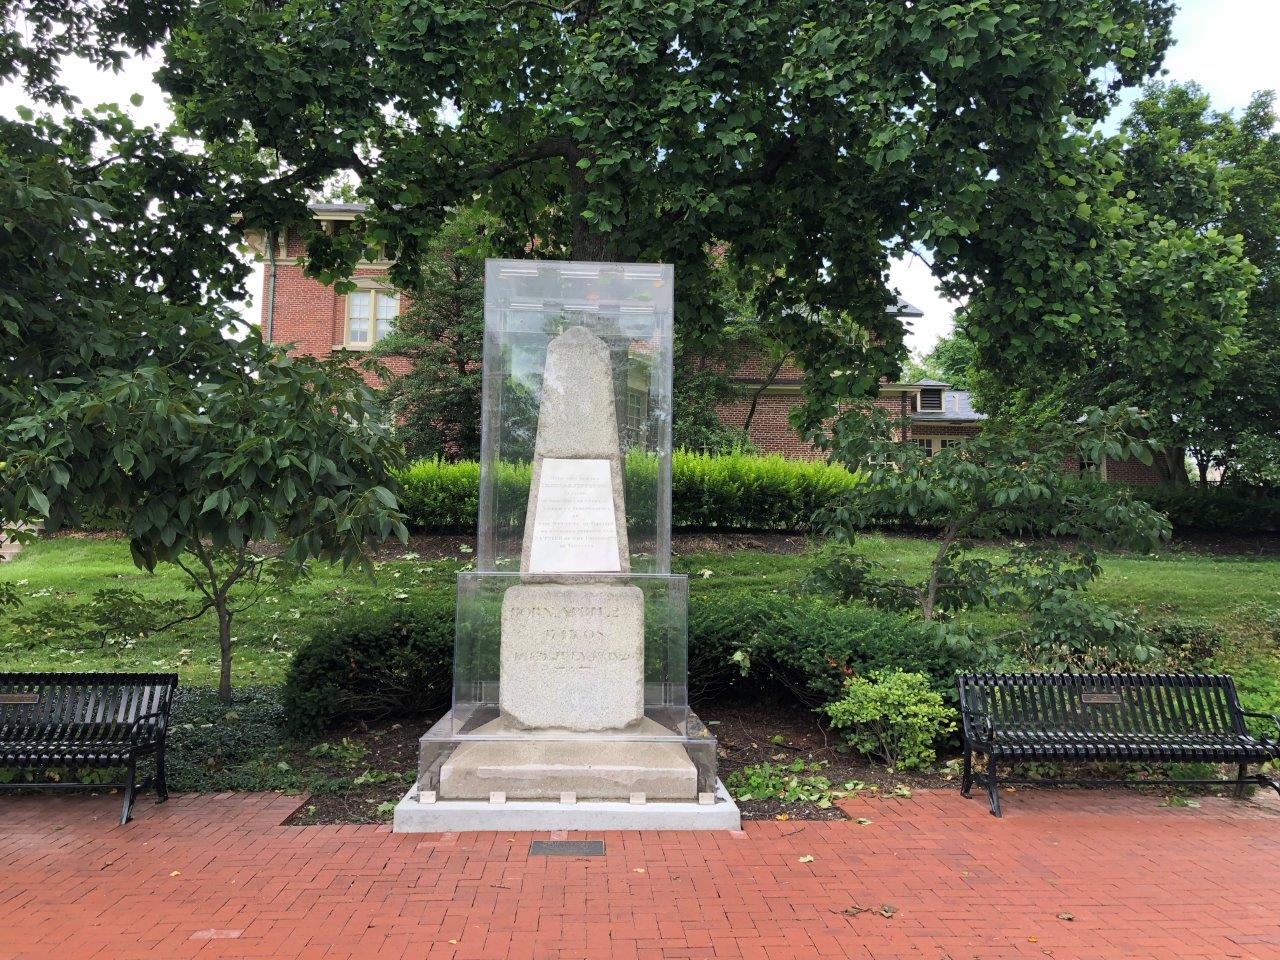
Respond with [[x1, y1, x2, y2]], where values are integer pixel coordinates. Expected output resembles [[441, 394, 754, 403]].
[[919, 388, 943, 411]]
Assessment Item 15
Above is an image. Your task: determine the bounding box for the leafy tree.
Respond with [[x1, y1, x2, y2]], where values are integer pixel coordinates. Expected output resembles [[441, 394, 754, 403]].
[[1121, 84, 1280, 485], [815, 406, 1170, 668], [902, 331, 978, 390], [2, 5, 407, 701], [159, 0, 1177, 426], [966, 83, 1263, 485], [374, 207, 492, 460]]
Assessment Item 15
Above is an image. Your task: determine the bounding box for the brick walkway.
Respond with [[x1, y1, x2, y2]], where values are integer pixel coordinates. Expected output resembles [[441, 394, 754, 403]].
[[1, 789, 1278, 960]]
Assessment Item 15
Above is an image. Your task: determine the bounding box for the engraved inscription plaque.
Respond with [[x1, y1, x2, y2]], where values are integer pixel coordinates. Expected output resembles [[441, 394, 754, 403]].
[[526, 458, 621, 574], [1081, 692, 1123, 706]]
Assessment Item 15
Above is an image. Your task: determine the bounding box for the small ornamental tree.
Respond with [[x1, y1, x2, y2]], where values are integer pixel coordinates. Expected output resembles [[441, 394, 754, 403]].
[[815, 406, 1171, 668], [3, 340, 408, 703], [374, 207, 491, 460]]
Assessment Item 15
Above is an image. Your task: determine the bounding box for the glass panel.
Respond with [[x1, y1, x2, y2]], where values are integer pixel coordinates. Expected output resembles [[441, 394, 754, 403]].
[[375, 291, 398, 341], [450, 572, 689, 736], [347, 291, 370, 344], [477, 260, 674, 575]]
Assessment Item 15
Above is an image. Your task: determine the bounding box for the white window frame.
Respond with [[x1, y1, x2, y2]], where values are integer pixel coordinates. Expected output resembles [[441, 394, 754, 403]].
[[343, 284, 399, 351]]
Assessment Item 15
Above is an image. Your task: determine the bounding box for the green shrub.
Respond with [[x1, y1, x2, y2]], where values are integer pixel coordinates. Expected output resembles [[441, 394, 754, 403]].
[[824, 669, 957, 771], [394, 452, 861, 533], [395, 458, 483, 531], [1134, 486, 1280, 536], [687, 590, 978, 704], [1146, 617, 1224, 668], [282, 596, 455, 736], [670, 450, 860, 530]]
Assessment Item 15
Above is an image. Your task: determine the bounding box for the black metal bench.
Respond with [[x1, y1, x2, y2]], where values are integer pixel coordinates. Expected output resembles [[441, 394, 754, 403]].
[[956, 672, 1280, 816], [1, 672, 178, 824]]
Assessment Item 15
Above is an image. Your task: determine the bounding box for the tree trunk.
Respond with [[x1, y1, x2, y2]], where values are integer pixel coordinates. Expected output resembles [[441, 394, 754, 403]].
[[1196, 455, 1210, 487], [570, 217, 608, 261], [1157, 447, 1191, 486], [216, 602, 234, 704], [922, 526, 957, 621]]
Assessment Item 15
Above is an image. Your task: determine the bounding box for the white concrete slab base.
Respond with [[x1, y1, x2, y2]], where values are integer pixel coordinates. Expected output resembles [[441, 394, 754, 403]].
[[393, 779, 741, 832]]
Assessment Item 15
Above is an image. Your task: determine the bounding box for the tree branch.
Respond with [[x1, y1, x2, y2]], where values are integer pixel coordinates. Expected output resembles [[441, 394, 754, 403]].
[[479, 136, 575, 180]]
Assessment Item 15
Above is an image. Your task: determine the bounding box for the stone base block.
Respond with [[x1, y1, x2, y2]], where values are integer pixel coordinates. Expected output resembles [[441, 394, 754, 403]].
[[438, 717, 697, 801], [393, 779, 740, 832], [499, 582, 645, 731]]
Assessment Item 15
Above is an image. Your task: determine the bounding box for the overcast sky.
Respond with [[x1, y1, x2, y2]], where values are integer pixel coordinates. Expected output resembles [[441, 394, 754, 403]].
[[3, 0, 1277, 352]]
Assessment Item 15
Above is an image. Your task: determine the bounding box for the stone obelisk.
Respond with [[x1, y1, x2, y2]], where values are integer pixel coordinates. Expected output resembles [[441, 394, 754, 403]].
[[500, 326, 644, 730]]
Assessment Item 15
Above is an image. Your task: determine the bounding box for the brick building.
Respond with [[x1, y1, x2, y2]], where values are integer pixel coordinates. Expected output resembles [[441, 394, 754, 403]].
[[246, 204, 1162, 483]]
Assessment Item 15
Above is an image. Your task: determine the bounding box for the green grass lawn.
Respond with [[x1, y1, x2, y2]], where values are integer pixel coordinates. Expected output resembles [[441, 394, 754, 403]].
[[3, 533, 1279, 688], [0, 536, 468, 686]]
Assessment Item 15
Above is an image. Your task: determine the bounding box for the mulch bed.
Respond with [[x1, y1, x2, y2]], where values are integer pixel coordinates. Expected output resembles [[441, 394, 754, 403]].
[[706, 698, 955, 821], [282, 698, 957, 825]]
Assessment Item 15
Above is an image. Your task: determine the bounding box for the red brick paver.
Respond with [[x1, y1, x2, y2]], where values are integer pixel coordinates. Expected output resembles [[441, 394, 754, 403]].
[[1, 789, 1277, 959]]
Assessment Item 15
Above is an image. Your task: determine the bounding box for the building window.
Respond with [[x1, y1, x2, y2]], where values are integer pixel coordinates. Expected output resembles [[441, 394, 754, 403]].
[[939, 438, 962, 450], [914, 438, 935, 457], [345, 289, 398, 349], [624, 388, 649, 446], [919, 388, 943, 411]]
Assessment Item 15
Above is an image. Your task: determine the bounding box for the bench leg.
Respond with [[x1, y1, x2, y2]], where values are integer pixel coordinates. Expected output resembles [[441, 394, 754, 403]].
[[960, 749, 973, 798], [986, 755, 1002, 818], [120, 759, 138, 826], [155, 746, 169, 804], [1235, 763, 1249, 800]]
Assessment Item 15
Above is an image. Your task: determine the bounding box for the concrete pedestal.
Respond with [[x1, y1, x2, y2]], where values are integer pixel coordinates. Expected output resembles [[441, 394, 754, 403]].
[[438, 716, 698, 801]]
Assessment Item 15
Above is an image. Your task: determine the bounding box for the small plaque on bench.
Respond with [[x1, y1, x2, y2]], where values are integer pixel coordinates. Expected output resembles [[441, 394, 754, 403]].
[[1081, 692, 1123, 705], [0, 693, 39, 705]]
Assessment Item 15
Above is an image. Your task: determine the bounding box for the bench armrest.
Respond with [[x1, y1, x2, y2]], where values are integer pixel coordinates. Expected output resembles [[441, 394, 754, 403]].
[[1238, 710, 1280, 741], [126, 710, 170, 745]]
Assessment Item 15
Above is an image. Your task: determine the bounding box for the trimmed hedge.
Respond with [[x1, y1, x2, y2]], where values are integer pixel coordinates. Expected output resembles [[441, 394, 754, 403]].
[[1134, 486, 1280, 536], [282, 595, 455, 736], [394, 451, 860, 533], [671, 450, 859, 530]]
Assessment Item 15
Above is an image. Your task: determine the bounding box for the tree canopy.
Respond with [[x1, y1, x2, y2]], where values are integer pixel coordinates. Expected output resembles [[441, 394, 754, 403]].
[[2, 1, 408, 699], [158, 0, 1178, 426], [965, 81, 1272, 484]]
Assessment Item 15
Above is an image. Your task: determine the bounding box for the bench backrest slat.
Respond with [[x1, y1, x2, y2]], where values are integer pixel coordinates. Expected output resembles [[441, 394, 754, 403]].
[[957, 673, 1241, 738], [1, 673, 179, 740]]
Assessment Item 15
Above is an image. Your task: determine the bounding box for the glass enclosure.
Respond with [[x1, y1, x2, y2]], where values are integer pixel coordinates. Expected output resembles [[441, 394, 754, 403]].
[[416, 259, 716, 804], [477, 260, 674, 574]]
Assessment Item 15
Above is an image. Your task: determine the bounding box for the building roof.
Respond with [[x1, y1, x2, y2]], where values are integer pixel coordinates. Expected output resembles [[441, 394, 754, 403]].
[[308, 202, 368, 218], [911, 389, 985, 422]]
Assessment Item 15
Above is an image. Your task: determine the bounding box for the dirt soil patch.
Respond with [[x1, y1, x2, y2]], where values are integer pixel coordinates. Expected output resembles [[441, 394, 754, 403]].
[[281, 719, 427, 826], [284, 698, 955, 825], [705, 698, 955, 821]]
